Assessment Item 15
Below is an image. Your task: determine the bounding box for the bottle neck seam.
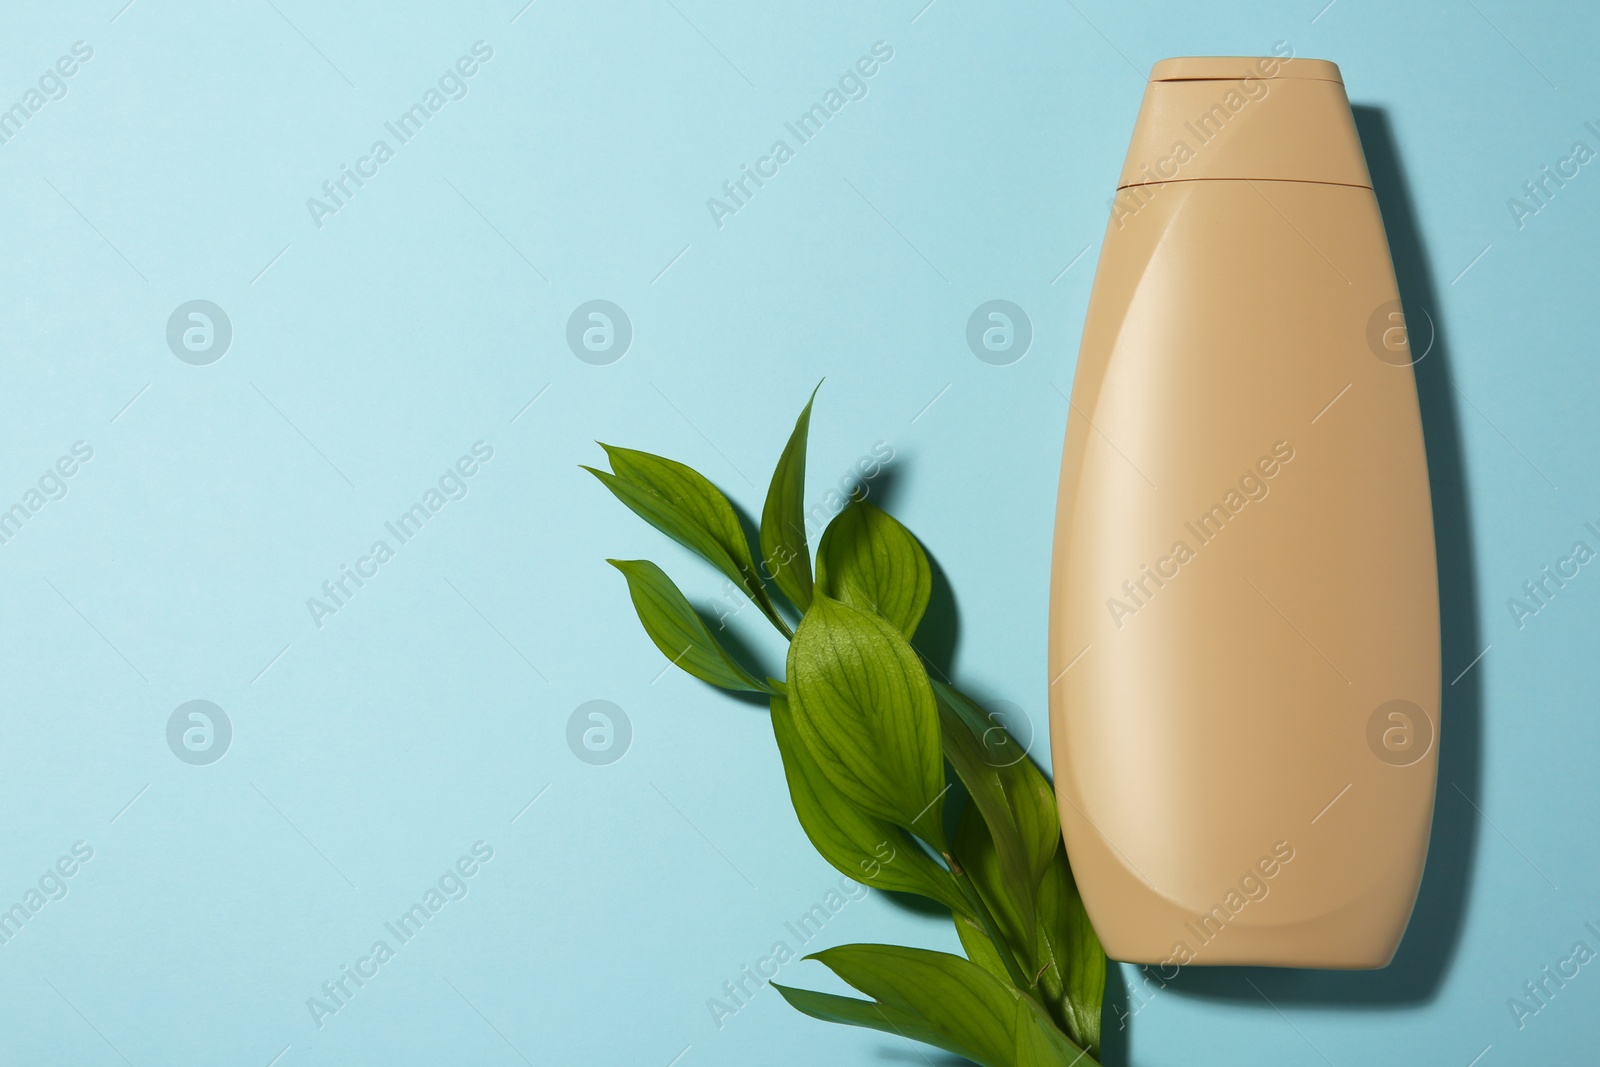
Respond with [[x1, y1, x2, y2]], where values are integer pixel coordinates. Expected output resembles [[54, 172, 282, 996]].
[[1116, 176, 1373, 192]]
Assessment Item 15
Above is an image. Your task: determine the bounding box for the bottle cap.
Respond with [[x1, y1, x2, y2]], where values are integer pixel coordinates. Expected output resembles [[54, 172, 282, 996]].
[[1117, 56, 1372, 189], [1148, 56, 1343, 82]]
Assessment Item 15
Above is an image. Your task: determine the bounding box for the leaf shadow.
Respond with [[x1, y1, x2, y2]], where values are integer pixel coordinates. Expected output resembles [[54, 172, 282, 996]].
[[677, 495, 789, 708], [730, 494, 801, 622], [688, 608, 780, 709], [914, 547, 962, 687]]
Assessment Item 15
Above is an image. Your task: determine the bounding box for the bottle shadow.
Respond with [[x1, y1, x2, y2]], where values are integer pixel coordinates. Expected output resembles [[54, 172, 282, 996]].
[[1132, 105, 1483, 1018]]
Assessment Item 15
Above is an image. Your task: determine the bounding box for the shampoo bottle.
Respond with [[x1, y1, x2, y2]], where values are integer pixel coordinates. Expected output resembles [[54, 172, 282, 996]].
[[1048, 57, 1439, 968]]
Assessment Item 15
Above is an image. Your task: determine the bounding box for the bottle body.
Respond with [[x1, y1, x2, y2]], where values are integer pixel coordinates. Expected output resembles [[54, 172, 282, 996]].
[[1048, 59, 1439, 968]]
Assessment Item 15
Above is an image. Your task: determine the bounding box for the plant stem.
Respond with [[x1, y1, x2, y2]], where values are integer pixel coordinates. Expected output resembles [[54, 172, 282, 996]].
[[946, 850, 1045, 1009]]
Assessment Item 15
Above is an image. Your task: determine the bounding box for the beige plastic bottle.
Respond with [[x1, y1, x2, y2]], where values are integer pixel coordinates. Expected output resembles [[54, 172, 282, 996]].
[[1048, 57, 1439, 969]]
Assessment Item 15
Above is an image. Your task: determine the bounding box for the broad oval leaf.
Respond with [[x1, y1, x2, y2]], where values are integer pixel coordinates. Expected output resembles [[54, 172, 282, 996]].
[[777, 954, 1095, 1067], [806, 944, 1027, 1067], [772, 984, 996, 1067], [588, 445, 789, 635], [759, 385, 819, 612], [786, 594, 947, 849], [937, 681, 1059, 951], [607, 559, 771, 694], [770, 694, 969, 916], [815, 501, 931, 638]]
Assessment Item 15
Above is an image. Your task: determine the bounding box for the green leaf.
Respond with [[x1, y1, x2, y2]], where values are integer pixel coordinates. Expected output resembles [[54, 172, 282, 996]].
[[606, 560, 771, 694], [587, 446, 790, 636], [955, 800, 1037, 986], [804, 944, 1026, 1067], [760, 385, 819, 612], [786, 594, 947, 849], [957, 791, 1105, 1057], [955, 911, 1013, 986], [1038, 848, 1105, 1056], [772, 984, 994, 1067], [770, 694, 970, 916], [937, 681, 1059, 955], [777, 951, 1097, 1067], [1014, 997, 1091, 1067], [816, 501, 932, 638]]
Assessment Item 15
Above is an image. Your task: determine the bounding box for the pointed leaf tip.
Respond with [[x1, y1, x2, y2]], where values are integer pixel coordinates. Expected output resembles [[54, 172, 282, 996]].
[[760, 388, 821, 612], [816, 501, 931, 638], [609, 558, 771, 694], [589, 447, 791, 636]]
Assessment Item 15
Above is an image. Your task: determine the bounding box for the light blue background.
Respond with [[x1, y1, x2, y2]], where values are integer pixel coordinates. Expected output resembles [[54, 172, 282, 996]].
[[0, 1, 1595, 1064]]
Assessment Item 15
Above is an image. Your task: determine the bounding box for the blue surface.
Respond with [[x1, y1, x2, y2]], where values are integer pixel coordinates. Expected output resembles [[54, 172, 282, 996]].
[[0, 1, 1595, 1064]]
